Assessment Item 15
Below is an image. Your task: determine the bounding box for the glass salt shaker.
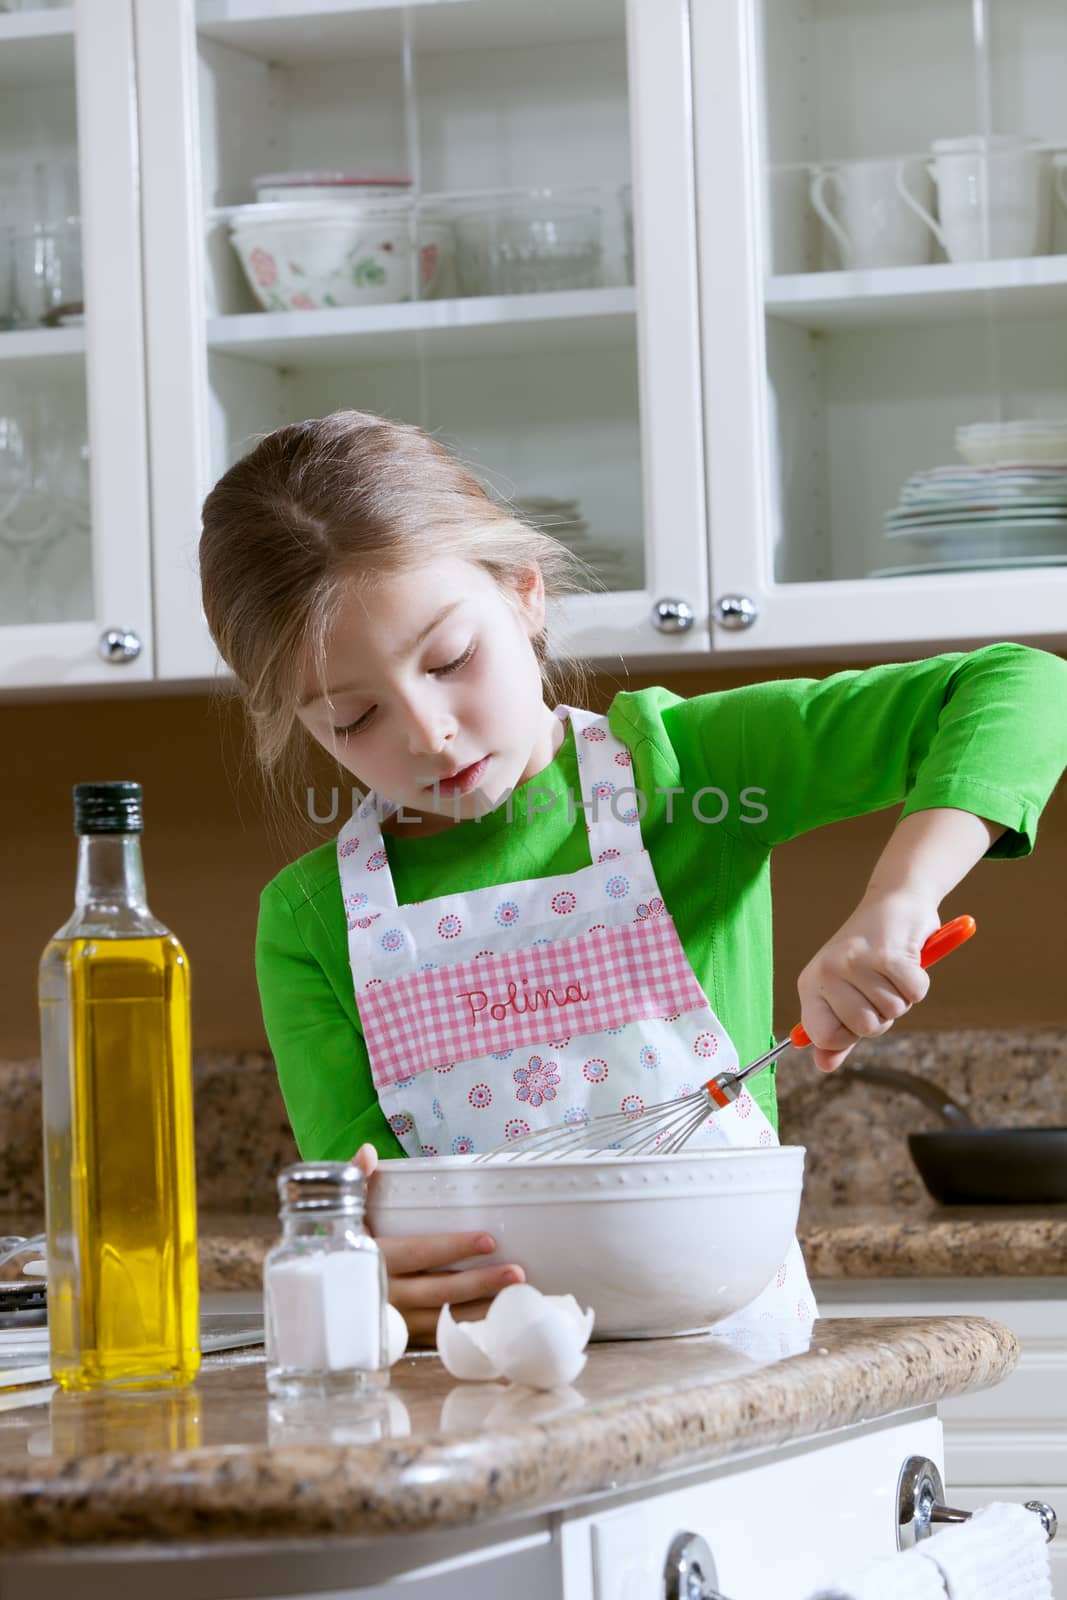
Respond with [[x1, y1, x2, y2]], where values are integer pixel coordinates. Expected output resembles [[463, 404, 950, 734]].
[[263, 1162, 388, 1401]]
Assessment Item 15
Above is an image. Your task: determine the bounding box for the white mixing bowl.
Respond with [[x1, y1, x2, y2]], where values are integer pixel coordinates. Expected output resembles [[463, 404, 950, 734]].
[[367, 1147, 804, 1338]]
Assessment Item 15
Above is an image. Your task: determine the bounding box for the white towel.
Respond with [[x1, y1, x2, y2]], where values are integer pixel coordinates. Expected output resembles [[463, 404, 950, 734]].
[[809, 1544, 946, 1600], [918, 1502, 1052, 1600], [809, 1499, 1053, 1600]]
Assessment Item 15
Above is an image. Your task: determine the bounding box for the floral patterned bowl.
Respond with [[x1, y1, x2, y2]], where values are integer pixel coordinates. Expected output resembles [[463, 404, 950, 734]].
[[367, 1146, 804, 1338], [228, 200, 453, 311]]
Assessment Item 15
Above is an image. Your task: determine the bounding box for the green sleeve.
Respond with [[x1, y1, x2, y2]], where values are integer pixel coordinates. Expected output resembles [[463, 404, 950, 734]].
[[657, 642, 1067, 852], [255, 880, 405, 1162]]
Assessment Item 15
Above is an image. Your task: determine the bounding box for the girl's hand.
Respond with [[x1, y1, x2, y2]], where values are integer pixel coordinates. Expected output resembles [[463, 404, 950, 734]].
[[796, 892, 939, 1073], [350, 1143, 526, 1346]]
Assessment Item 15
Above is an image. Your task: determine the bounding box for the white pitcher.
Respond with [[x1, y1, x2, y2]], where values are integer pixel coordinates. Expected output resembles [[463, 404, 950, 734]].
[[897, 134, 1047, 262], [809, 158, 934, 270]]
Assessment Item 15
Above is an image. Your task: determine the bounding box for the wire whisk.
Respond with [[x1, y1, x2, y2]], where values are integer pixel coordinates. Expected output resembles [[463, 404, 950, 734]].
[[480, 915, 976, 1163]]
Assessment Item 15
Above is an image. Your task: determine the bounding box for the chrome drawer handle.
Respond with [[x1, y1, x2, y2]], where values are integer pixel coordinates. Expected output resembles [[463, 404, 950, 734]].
[[898, 1455, 1058, 1548], [663, 1531, 733, 1600]]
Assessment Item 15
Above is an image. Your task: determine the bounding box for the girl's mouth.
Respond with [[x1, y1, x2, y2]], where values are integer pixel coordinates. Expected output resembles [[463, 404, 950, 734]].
[[435, 757, 490, 797]]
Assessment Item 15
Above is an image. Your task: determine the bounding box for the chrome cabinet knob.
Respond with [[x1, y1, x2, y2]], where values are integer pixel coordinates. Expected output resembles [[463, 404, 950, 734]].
[[651, 598, 695, 635], [713, 594, 758, 631], [663, 1531, 730, 1600], [97, 628, 143, 665]]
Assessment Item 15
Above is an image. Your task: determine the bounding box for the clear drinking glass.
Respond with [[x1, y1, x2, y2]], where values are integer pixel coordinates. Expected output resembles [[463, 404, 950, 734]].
[[10, 219, 83, 328], [452, 190, 604, 296], [0, 380, 91, 624]]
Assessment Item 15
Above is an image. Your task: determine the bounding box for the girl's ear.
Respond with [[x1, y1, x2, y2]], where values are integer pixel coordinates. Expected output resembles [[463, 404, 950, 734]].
[[512, 563, 547, 635]]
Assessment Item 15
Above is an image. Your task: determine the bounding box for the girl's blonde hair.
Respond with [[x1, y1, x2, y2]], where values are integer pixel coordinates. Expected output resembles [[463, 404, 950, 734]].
[[199, 410, 592, 827]]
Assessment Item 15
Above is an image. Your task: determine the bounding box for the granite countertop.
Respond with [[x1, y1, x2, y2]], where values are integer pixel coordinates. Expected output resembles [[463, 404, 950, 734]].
[[0, 1316, 1018, 1552], [797, 1199, 1067, 1279], [177, 1203, 1067, 1291], [6, 1201, 1066, 1295]]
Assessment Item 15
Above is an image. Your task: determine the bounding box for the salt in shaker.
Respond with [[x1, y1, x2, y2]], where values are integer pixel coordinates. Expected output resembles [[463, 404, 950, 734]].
[[264, 1161, 388, 1400]]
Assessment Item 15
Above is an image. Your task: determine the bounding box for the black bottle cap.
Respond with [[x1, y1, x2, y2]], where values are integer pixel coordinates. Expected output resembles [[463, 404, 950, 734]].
[[73, 782, 143, 835]]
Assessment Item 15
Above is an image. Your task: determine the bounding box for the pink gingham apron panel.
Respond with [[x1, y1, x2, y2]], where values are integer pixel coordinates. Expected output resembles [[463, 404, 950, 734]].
[[359, 914, 707, 1090], [335, 705, 816, 1323]]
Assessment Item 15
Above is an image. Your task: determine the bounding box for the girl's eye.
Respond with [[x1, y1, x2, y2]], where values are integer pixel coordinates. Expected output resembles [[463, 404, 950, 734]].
[[332, 710, 373, 738], [330, 641, 475, 737], [432, 640, 476, 677]]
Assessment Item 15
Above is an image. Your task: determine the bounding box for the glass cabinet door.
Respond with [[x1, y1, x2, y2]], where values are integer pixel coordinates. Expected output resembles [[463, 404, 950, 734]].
[[137, 0, 710, 679], [0, 0, 153, 687], [694, 0, 1067, 653]]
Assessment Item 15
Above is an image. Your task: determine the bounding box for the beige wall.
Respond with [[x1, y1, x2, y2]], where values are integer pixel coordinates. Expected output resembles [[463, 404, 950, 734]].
[[4, 658, 1065, 1058]]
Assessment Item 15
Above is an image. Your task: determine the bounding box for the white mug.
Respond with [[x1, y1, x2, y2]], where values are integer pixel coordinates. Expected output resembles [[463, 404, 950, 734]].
[[809, 158, 935, 270], [897, 134, 1046, 262]]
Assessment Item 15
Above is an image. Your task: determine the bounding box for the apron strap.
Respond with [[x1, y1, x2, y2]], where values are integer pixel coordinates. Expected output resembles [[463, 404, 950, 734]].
[[555, 706, 646, 861], [337, 795, 400, 938]]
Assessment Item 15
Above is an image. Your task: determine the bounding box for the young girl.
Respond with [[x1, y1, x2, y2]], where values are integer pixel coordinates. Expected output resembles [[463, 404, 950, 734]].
[[200, 410, 1067, 1345]]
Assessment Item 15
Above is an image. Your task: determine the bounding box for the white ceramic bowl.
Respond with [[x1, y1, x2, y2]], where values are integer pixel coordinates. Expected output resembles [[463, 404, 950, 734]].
[[367, 1147, 804, 1339], [956, 420, 1067, 467], [253, 171, 412, 203], [228, 201, 453, 310]]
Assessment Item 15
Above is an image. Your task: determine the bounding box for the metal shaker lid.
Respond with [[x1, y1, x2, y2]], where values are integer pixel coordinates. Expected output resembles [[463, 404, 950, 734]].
[[277, 1160, 367, 1213]]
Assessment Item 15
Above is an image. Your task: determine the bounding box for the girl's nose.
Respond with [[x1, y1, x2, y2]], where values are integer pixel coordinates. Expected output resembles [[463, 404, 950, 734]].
[[404, 699, 455, 756]]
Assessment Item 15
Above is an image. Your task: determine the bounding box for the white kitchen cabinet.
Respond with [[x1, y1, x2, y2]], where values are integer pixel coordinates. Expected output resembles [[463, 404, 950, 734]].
[[817, 1278, 1067, 1598], [135, 0, 712, 682], [694, 0, 1067, 654], [5, 0, 1067, 696], [0, 0, 154, 690]]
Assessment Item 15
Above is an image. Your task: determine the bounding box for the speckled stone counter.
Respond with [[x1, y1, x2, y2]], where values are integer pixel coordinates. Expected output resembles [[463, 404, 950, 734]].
[[797, 1199, 1067, 1278], [0, 1316, 1018, 1552], [182, 1203, 1067, 1291], [7, 1203, 1065, 1295], [11, 1203, 1062, 1292]]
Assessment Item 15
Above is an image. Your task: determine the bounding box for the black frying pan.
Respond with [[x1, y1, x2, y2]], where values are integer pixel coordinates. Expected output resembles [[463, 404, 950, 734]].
[[839, 1063, 1067, 1204]]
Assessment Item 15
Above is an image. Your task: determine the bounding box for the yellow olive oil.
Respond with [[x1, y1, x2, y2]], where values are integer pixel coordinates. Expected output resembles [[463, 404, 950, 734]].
[[38, 784, 199, 1391]]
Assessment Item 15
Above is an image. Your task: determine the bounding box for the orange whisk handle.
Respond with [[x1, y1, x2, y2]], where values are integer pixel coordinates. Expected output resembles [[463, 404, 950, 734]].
[[706, 1078, 737, 1109], [790, 914, 976, 1052]]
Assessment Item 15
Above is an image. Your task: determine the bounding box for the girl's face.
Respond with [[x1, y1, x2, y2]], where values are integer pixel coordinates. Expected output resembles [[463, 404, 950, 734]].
[[297, 556, 563, 833]]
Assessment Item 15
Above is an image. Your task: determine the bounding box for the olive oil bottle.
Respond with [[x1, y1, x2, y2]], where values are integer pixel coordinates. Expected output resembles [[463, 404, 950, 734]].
[[38, 782, 199, 1390]]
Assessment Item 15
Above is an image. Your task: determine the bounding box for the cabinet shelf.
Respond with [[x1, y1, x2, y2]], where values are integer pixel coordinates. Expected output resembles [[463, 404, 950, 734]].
[[0, 326, 84, 369], [0, 8, 73, 87], [765, 255, 1067, 332], [207, 286, 636, 367], [196, 0, 623, 62]]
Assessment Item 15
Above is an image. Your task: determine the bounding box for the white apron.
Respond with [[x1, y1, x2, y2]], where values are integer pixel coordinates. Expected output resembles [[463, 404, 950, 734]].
[[337, 706, 815, 1322]]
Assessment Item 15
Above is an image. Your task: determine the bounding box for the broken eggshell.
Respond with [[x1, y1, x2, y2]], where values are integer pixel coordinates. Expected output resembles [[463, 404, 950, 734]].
[[436, 1304, 500, 1381], [385, 1302, 410, 1366], [436, 1283, 595, 1391]]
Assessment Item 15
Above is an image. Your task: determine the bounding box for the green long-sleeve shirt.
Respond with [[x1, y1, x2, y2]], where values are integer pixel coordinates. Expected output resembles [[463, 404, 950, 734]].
[[255, 642, 1067, 1161]]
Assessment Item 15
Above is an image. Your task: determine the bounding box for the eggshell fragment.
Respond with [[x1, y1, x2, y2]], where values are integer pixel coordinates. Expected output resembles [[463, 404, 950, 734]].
[[499, 1309, 590, 1389], [482, 1282, 551, 1349], [385, 1303, 409, 1366], [436, 1303, 500, 1381]]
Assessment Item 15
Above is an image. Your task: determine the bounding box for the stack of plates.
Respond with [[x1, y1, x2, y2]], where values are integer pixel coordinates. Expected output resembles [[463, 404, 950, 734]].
[[873, 463, 1067, 576], [514, 495, 643, 590]]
